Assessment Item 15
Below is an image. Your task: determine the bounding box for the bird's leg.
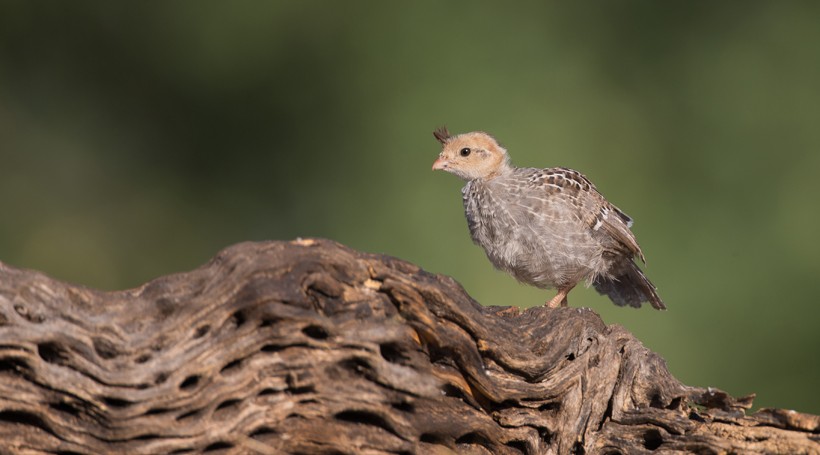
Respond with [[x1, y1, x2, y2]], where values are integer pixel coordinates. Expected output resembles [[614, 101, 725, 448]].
[[545, 285, 576, 308]]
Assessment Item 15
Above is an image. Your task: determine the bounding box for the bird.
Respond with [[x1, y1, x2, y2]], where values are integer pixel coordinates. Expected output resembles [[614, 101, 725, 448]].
[[431, 127, 665, 310]]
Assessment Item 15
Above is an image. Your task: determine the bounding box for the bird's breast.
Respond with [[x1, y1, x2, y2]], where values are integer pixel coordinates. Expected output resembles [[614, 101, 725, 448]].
[[461, 178, 607, 287], [462, 181, 526, 256]]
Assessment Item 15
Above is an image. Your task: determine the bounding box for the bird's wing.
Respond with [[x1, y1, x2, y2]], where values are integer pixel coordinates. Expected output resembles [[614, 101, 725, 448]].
[[527, 167, 646, 262], [592, 202, 646, 263]]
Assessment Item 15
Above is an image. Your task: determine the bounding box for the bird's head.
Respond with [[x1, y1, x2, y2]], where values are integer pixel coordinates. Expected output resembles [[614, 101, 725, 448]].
[[431, 127, 510, 181]]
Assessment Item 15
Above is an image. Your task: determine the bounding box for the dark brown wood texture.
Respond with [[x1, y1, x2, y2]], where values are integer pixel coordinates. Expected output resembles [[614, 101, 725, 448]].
[[0, 239, 817, 454]]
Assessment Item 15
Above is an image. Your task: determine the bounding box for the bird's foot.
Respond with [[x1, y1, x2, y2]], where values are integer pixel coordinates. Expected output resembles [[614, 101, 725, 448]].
[[545, 286, 575, 308], [546, 293, 565, 308]]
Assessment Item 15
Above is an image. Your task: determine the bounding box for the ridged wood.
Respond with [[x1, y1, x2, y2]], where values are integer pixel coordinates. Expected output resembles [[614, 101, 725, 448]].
[[0, 239, 816, 454]]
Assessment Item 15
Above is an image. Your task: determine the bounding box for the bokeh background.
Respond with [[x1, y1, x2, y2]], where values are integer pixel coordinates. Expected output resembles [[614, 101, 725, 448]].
[[1, 2, 818, 414]]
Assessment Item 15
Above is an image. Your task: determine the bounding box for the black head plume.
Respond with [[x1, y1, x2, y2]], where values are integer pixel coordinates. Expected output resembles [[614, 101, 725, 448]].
[[433, 126, 451, 145]]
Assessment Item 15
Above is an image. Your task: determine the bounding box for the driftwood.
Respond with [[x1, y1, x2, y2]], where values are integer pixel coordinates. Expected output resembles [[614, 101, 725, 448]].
[[0, 239, 817, 454]]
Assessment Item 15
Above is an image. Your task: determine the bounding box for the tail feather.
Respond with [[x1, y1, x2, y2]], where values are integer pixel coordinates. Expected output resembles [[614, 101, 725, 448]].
[[593, 262, 666, 310]]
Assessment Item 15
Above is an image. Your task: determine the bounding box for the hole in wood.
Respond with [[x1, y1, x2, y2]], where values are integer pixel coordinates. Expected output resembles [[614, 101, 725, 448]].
[[215, 399, 242, 412], [379, 342, 408, 364], [194, 325, 210, 338], [538, 427, 552, 444], [155, 371, 170, 385], [219, 358, 243, 375], [259, 316, 281, 328], [156, 298, 176, 318], [37, 341, 68, 365], [101, 396, 133, 408], [0, 410, 56, 437], [230, 310, 246, 328], [689, 411, 706, 422], [249, 426, 277, 438], [335, 410, 398, 436], [649, 392, 664, 409], [0, 357, 30, 376], [455, 431, 492, 447], [441, 384, 467, 400], [391, 401, 414, 413], [92, 337, 120, 359], [134, 433, 160, 441], [135, 353, 152, 364], [505, 439, 530, 455], [538, 402, 559, 412], [339, 357, 372, 375], [176, 409, 200, 422], [643, 428, 663, 450], [260, 343, 287, 353], [420, 433, 448, 444], [288, 384, 315, 395], [180, 374, 200, 390], [49, 401, 80, 417], [203, 441, 233, 452], [302, 324, 329, 340]]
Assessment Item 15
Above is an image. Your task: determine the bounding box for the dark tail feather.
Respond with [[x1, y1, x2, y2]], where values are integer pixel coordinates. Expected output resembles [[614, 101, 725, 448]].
[[593, 262, 666, 310]]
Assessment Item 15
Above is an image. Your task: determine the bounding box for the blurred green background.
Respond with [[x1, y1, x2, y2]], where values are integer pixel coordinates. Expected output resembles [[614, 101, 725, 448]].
[[1, 2, 818, 413]]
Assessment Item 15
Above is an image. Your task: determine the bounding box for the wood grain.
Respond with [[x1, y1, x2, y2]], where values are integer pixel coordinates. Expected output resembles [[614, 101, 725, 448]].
[[0, 239, 816, 454]]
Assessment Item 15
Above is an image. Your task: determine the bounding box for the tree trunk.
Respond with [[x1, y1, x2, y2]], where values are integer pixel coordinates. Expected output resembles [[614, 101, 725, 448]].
[[0, 239, 817, 454]]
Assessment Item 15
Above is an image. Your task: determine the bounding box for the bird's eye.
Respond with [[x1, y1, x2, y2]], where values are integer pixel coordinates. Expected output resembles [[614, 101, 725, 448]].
[[459, 148, 471, 157]]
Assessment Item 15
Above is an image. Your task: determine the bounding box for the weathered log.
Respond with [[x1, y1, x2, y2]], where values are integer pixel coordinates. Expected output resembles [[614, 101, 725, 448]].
[[0, 238, 817, 454]]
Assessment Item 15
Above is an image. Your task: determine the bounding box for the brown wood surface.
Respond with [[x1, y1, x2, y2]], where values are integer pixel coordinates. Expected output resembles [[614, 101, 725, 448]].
[[0, 239, 817, 454]]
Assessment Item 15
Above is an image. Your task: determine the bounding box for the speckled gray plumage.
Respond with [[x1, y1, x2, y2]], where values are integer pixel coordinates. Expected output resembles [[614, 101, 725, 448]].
[[433, 129, 664, 310], [463, 166, 663, 309]]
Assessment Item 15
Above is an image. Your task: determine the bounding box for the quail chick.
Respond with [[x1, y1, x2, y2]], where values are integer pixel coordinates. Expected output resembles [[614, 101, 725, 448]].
[[432, 127, 665, 310]]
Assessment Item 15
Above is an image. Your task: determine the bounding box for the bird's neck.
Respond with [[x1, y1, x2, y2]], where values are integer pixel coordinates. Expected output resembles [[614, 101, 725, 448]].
[[478, 159, 514, 181]]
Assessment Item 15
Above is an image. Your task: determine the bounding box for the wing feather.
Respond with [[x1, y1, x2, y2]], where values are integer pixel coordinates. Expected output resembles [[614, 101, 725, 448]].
[[597, 203, 645, 263]]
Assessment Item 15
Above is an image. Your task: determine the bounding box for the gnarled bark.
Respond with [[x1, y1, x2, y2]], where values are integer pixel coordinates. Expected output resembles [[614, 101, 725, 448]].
[[0, 239, 817, 454]]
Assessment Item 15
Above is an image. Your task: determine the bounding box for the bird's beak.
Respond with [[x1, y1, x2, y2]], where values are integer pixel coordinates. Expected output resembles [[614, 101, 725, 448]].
[[432, 156, 448, 171]]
